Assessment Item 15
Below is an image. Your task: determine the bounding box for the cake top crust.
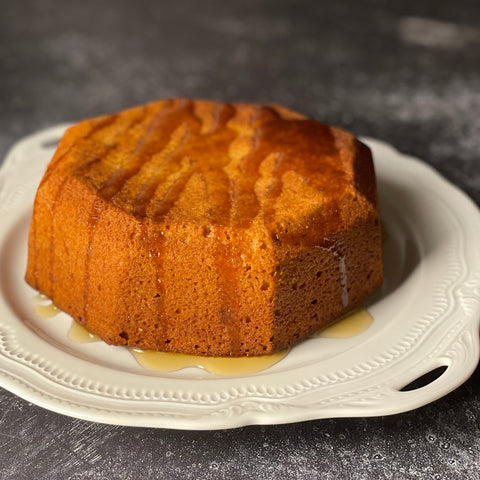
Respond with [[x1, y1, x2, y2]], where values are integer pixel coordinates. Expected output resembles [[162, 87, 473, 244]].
[[48, 99, 374, 240]]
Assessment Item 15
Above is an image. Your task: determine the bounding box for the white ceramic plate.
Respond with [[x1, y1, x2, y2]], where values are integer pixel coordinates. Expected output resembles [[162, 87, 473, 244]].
[[0, 125, 479, 430]]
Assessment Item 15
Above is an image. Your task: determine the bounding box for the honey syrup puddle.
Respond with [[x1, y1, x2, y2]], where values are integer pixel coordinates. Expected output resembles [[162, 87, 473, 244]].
[[316, 309, 374, 338], [66, 320, 288, 374], [33, 294, 60, 318], [33, 296, 373, 374], [68, 321, 100, 343], [130, 348, 288, 375]]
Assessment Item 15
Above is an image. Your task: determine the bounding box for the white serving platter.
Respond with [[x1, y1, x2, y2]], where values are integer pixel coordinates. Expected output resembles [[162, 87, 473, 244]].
[[0, 125, 479, 429]]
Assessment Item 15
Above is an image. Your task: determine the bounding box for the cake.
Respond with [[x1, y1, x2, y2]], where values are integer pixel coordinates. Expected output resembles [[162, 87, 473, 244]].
[[25, 98, 383, 357]]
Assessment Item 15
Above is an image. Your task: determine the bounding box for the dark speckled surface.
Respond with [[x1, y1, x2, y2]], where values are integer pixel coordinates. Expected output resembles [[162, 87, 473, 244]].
[[0, 1, 479, 478]]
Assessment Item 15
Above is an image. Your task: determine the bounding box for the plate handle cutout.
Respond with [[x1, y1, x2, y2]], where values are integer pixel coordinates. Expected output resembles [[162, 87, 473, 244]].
[[399, 365, 448, 392]]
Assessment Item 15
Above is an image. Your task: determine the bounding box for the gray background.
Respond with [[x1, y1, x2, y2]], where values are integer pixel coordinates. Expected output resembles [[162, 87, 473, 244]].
[[0, 0, 479, 478]]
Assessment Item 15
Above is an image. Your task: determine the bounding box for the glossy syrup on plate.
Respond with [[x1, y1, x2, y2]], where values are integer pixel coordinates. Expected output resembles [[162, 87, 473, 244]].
[[33, 294, 60, 318], [32, 295, 373, 374], [130, 347, 289, 375], [316, 309, 373, 338], [68, 321, 100, 343]]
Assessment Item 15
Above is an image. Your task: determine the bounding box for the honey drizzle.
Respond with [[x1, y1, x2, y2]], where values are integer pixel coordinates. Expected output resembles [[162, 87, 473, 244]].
[[236, 109, 340, 231], [40, 114, 123, 300], [73, 111, 147, 178], [199, 103, 237, 225], [228, 105, 266, 228], [48, 176, 69, 298], [151, 161, 200, 220], [39, 114, 119, 189], [140, 104, 237, 349], [320, 236, 349, 310], [77, 102, 343, 231], [83, 198, 105, 323], [205, 105, 246, 355], [48, 101, 346, 235], [244, 108, 293, 228], [29, 209, 39, 289], [338, 252, 348, 308], [97, 99, 195, 202], [203, 101, 226, 134], [215, 232, 243, 355], [141, 223, 168, 347], [130, 125, 193, 218], [149, 103, 236, 222]]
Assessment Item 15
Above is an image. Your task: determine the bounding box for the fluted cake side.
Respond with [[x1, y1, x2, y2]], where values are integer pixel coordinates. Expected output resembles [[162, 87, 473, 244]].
[[25, 99, 382, 357]]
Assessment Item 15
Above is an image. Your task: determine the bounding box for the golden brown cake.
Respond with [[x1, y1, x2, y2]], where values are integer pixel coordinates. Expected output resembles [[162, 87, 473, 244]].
[[25, 98, 382, 357]]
